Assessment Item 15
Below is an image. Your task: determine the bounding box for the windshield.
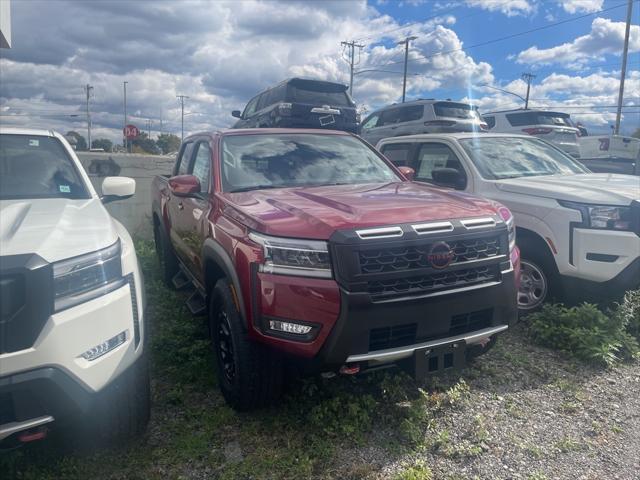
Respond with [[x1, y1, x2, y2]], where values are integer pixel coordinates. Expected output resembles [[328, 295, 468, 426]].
[[0, 134, 90, 200], [433, 102, 480, 120], [221, 134, 398, 192], [459, 137, 588, 180]]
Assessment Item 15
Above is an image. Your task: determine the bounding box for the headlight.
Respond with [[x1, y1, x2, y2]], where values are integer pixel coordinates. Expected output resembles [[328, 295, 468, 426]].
[[559, 201, 634, 231], [496, 205, 516, 251], [53, 240, 125, 311], [249, 232, 332, 278]]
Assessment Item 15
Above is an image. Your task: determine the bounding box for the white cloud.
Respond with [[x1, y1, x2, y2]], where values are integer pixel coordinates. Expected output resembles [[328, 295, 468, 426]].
[[465, 0, 535, 17], [557, 0, 603, 14], [467, 70, 640, 129], [516, 17, 640, 66]]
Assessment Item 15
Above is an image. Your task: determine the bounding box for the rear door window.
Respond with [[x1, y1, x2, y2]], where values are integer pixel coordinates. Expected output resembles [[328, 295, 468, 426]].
[[484, 116, 496, 129], [380, 143, 413, 166], [398, 105, 424, 122], [433, 102, 479, 120], [415, 143, 463, 181], [291, 87, 350, 106]]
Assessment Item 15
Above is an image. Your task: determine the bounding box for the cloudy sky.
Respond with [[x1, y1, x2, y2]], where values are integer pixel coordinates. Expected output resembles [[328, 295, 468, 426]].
[[0, 0, 638, 143]]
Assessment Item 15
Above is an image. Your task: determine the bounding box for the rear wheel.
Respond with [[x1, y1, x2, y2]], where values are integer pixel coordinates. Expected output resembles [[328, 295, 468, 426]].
[[210, 279, 284, 411], [154, 220, 178, 287]]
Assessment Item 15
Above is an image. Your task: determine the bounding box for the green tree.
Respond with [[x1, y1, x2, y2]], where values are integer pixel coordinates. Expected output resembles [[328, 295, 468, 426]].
[[156, 133, 181, 155], [131, 132, 160, 155], [65, 131, 87, 151], [91, 138, 113, 152]]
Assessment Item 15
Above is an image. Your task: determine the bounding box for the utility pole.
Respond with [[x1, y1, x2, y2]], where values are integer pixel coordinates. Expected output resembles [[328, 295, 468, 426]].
[[123, 81, 128, 151], [177, 95, 189, 142], [615, 0, 633, 135], [84, 84, 93, 150], [341, 40, 364, 97], [398, 36, 417, 103], [146, 119, 152, 139], [521, 73, 536, 109]]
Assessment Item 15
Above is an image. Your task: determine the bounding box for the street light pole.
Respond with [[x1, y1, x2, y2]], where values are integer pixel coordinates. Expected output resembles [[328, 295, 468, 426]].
[[123, 81, 128, 151], [615, 0, 633, 135], [177, 95, 189, 142], [398, 36, 417, 103], [84, 84, 93, 150]]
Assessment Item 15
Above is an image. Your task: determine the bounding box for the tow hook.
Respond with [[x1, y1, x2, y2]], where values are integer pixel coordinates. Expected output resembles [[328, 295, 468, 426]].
[[339, 363, 360, 375], [18, 427, 48, 443]]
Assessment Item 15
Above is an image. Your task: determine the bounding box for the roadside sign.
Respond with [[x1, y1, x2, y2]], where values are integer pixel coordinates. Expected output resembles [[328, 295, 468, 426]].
[[123, 124, 140, 139]]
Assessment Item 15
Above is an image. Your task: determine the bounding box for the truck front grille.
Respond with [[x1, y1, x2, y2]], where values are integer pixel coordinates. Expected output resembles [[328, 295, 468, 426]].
[[369, 323, 417, 351], [367, 265, 500, 300], [359, 236, 501, 274], [450, 309, 493, 336]]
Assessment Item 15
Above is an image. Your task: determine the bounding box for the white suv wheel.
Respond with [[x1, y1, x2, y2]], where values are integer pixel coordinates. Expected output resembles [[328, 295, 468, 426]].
[[518, 260, 548, 311]]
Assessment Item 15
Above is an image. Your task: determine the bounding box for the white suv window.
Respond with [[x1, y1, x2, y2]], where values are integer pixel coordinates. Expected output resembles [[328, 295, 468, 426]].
[[415, 143, 460, 181], [381, 143, 412, 166]]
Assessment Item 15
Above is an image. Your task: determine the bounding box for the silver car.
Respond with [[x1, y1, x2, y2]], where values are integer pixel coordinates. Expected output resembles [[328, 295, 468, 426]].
[[360, 99, 487, 146]]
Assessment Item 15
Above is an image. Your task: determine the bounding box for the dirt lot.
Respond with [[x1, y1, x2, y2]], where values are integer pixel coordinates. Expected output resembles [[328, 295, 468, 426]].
[[3, 243, 639, 480]]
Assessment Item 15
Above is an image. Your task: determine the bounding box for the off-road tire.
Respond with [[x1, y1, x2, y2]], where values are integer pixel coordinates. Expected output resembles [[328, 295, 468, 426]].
[[154, 220, 179, 287], [210, 278, 284, 411]]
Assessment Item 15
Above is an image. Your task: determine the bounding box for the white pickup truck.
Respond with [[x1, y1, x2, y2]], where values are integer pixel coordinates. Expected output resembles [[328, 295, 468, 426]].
[[377, 133, 640, 311], [0, 128, 149, 447]]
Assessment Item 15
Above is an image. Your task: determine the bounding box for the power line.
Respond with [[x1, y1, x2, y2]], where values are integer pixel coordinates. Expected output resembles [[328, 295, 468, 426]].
[[365, 1, 631, 70]]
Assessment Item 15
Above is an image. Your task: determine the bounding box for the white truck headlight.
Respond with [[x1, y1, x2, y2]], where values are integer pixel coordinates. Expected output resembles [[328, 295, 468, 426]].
[[559, 201, 634, 232], [249, 232, 332, 279], [53, 240, 125, 311]]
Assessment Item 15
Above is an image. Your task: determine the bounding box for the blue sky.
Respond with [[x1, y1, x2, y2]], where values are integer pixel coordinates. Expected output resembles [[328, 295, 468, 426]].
[[0, 0, 638, 140]]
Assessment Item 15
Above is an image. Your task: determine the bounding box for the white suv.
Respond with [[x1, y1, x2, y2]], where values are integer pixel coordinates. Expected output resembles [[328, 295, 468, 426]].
[[377, 133, 640, 311], [0, 128, 149, 446], [483, 109, 580, 158]]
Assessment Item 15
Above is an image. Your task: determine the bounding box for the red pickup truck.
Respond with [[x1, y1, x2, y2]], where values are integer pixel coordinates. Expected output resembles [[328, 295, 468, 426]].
[[151, 129, 520, 410]]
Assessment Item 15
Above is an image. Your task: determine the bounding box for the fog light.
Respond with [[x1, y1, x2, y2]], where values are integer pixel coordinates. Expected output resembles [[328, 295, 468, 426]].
[[268, 320, 312, 335], [80, 331, 127, 361]]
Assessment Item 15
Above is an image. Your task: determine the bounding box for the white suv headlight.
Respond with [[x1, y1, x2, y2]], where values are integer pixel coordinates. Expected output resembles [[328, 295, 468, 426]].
[[249, 232, 332, 279], [53, 240, 125, 311]]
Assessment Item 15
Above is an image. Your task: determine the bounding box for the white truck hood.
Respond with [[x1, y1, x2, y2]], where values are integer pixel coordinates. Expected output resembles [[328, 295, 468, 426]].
[[0, 198, 118, 263], [495, 173, 640, 206]]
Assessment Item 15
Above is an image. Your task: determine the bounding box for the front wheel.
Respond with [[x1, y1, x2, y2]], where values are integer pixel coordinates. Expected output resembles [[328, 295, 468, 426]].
[[210, 279, 284, 411], [518, 259, 549, 312]]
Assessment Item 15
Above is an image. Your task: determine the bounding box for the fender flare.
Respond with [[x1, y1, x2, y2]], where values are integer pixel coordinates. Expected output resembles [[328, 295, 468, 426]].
[[201, 238, 248, 326]]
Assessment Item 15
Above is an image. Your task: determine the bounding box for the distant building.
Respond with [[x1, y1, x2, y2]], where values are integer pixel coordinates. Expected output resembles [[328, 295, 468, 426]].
[[0, 0, 11, 48]]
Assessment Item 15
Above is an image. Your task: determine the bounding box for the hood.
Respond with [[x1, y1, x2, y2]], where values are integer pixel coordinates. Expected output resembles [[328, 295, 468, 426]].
[[495, 174, 640, 205], [220, 182, 500, 239], [0, 198, 118, 263]]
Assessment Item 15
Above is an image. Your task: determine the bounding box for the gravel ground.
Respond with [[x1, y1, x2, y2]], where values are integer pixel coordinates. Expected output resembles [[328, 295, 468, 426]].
[[336, 323, 640, 480]]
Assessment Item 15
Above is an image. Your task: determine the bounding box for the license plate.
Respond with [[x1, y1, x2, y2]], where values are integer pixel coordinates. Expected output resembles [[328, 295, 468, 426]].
[[319, 115, 335, 126], [414, 343, 466, 379]]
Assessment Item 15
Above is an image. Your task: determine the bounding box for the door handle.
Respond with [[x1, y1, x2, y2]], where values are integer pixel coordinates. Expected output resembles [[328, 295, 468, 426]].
[[178, 202, 184, 210]]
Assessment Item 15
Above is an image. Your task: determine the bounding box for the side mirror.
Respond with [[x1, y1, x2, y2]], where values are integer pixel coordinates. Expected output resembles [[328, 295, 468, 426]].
[[397, 166, 415, 181], [432, 168, 466, 190], [231, 110, 242, 118], [169, 175, 201, 197], [101, 176, 135, 203]]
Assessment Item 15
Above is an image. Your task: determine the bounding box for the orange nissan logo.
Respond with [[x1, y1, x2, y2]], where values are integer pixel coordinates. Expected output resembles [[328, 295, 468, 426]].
[[427, 242, 455, 269]]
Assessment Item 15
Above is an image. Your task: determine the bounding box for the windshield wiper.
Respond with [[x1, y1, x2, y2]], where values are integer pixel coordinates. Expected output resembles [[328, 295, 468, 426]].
[[228, 184, 284, 193]]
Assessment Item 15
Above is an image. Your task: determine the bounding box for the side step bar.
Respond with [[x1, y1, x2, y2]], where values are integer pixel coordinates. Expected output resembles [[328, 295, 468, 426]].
[[186, 291, 207, 316], [172, 270, 191, 290]]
